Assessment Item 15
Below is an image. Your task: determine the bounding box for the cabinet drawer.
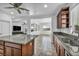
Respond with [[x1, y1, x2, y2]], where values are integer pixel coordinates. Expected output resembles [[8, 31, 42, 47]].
[[5, 46, 12, 56], [5, 42, 21, 49], [0, 41, 4, 45], [13, 48, 21, 56], [0, 45, 4, 49], [0, 49, 4, 54], [0, 54, 3, 56]]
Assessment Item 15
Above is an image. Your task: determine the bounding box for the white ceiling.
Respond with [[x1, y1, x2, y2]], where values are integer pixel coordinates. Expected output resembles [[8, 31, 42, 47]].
[[23, 3, 63, 15], [0, 3, 64, 17], [0, 3, 73, 25]]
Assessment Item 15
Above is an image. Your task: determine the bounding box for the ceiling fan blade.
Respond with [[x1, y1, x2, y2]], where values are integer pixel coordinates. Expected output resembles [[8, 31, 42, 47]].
[[14, 3, 22, 7], [19, 8, 29, 11], [17, 9, 21, 14], [9, 3, 14, 6], [5, 7, 15, 9]]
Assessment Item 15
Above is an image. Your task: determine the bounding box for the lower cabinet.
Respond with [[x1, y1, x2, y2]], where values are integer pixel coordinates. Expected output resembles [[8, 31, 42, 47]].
[[0, 40, 34, 56], [22, 40, 34, 56], [13, 48, 21, 56], [0, 41, 4, 56], [5, 47, 12, 56], [56, 43, 60, 56], [53, 35, 65, 56], [5, 46, 21, 56], [60, 45, 65, 56], [27, 42, 34, 55]]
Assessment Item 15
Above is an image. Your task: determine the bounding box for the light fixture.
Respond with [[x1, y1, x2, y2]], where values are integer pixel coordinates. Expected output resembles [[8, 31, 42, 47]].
[[43, 26, 47, 28], [29, 11, 33, 15], [10, 12, 14, 14], [30, 13, 33, 15], [44, 4, 48, 8]]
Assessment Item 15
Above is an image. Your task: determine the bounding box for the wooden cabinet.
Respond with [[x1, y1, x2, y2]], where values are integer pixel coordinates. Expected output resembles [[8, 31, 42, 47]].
[[0, 41, 4, 45], [5, 42, 21, 56], [56, 42, 60, 56], [5, 42, 21, 49], [22, 40, 34, 56], [27, 42, 34, 55], [0, 39, 34, 56], [13, 48, 21, 56], [60, 45, 65, 56], [5, 46, 12, 56], [53, 36, 57, 48], [0, 45, 4, 49], [57, 7, 69, 28], [53, 35, 65, 56], [0, 49, 4, 54], [0, 40, 4, 56], [5, 46, 21, 56]]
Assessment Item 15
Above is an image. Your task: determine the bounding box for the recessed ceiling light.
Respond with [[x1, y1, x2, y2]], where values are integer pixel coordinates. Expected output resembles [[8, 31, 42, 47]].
[[10, 12, 14, 14], [30, 13, 33, 15], [44, 4, 48, 8], [29, 11, 33, 15]]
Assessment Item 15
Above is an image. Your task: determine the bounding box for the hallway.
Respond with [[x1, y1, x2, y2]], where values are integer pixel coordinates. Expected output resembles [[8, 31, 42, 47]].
[[34, 34, 57, 56]]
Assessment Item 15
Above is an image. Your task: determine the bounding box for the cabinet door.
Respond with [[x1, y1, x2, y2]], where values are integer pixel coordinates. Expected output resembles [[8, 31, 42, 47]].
[[56, 43, 60, 56], [13, 48, 21, 56], [60, 45, 65, 56], [5, 46, 12, 56], [22, 40, 34, 56], [28, 42, 34, 56], [5, 46, 21, 56], [54, 39, 57, 48], [53, 36, 56, 47]]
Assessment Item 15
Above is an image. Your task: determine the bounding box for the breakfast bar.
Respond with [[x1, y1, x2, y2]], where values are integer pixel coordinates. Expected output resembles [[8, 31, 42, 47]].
[[0, 34, 37, 56]]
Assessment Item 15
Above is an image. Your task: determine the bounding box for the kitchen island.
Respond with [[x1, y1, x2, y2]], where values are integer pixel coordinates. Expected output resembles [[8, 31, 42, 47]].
[[53, 32, 79, 56], [0, 34, 37, 56]]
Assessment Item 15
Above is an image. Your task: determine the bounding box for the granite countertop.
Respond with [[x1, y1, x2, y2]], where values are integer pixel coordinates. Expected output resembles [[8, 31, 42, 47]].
[[54, 32, 79, 56], [0, 34, 37, 44]]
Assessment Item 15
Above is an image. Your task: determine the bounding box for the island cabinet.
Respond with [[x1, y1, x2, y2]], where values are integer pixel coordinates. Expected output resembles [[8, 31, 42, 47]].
[[0, 39, 34, 56], [0, 41, 4, 56], [21, 40, 34, 56], [5, 43, 22, 56], [53, 35, 65, 56]]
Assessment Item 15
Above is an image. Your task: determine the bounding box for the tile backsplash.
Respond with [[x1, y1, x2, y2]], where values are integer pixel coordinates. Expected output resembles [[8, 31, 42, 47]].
[[75, 25, 79, 31]]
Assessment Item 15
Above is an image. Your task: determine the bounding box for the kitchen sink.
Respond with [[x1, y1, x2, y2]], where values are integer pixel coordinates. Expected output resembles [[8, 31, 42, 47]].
[[61, 38, 70, 43], [54, 32, 79, 54], [61, 38, 79, 53], [61, 38, 79, 46]]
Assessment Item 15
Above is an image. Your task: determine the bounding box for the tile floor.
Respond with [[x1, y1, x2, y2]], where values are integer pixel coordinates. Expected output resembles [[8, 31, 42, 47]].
[[34, 34, 57, 56]]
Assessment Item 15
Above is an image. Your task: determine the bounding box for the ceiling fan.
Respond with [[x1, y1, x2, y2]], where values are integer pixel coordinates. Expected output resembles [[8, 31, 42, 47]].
[[5, 3, 29, 14]]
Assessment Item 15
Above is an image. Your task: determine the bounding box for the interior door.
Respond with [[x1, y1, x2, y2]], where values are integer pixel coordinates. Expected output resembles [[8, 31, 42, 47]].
[[0, 22, 2, 34], [2, 22, 10, 35]]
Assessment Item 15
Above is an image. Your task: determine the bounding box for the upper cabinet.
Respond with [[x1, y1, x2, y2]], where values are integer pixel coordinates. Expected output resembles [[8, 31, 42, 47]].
[[57, 7, 69, 28]]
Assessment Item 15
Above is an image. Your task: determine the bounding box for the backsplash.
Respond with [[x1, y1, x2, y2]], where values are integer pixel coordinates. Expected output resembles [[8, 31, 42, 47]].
[[75, 25, 79, 33]]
